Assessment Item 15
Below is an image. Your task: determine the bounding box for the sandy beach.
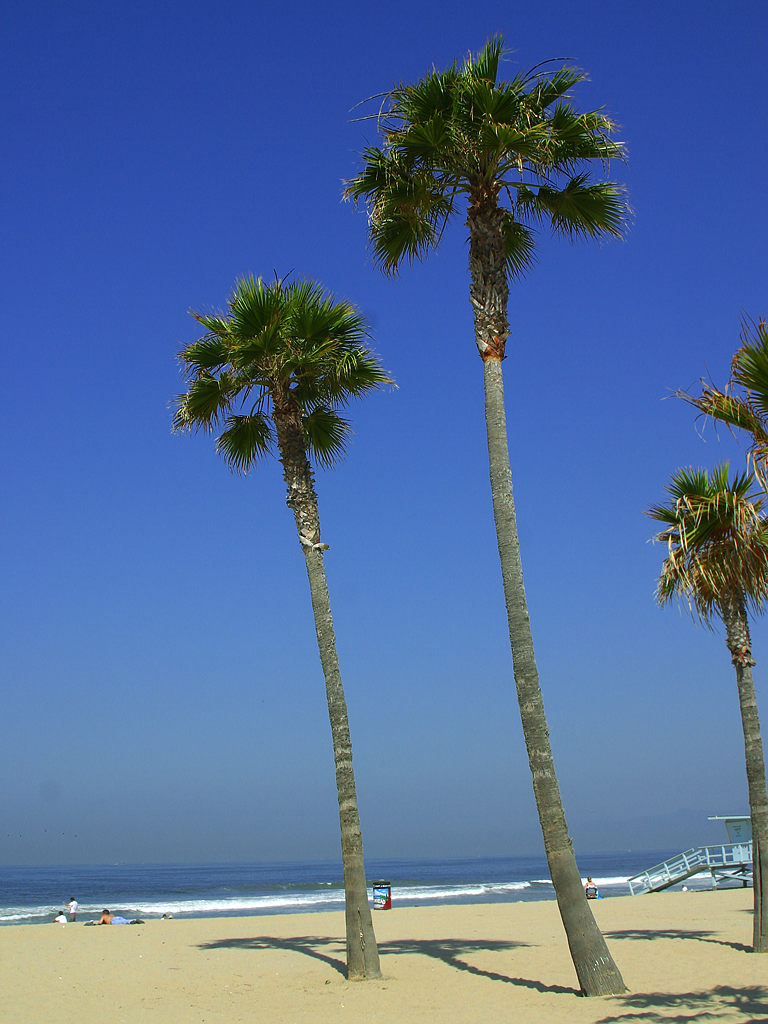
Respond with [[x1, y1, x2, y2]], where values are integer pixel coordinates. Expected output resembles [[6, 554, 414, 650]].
[[3, 889, 765, 1024]]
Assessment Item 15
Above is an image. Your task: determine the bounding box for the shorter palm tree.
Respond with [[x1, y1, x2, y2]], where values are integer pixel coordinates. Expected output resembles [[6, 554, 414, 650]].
[[648, 464, 768, 951], [173, 274, 390, 979], [679, 316, 768, 485]]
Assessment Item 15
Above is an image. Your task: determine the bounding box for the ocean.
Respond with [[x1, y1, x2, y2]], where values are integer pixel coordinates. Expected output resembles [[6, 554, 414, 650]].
[[0, 851, 718, 926]]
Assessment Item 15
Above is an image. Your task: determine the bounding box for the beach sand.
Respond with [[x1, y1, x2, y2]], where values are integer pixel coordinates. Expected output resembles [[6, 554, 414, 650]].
[[3, 889, 766, 1023]]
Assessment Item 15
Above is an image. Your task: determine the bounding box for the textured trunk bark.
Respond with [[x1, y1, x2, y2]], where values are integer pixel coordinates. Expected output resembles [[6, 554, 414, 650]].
[[722, 597, 768, 952], [468, 197, 626, 995], [274, 394, 381, 980]]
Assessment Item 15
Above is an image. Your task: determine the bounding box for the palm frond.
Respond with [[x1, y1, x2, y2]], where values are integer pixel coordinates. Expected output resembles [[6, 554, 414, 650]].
[[388, 67, 457, 128], [468, 81, 524, 125], [398, 115, 450, 159], [467, 34, 504, 85], [318, 347, 395, 404], [502, 216, 537, 278], [302, 405, 351, 467], [526, 65, 586, 112], [228, 275, 286, 341], [731, 317, 768, 418], [179, 336, 231, 374], [520, 176, 628, 240], [647, 464, 768, 623], [215, 413, 273, 473], [685, 386, 767, 439], [190, 313, 232, 336], [676, 314, 768, 488], [372, 173, 454, 273], [172, 371, 239, 432]]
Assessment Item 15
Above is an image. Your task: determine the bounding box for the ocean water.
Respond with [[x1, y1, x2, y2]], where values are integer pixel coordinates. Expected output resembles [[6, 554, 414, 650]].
[[0, 851, 718, 926]]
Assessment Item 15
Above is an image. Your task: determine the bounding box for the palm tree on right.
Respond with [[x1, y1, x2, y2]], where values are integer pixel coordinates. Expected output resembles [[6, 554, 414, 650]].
[[346, 36, 628, 995], [648, 464, 768, 952]]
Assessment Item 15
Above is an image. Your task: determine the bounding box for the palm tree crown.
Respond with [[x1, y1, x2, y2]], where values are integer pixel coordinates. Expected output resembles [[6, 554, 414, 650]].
[[679, 317, 768, 487], [345, 34, 628, 289], [174, 275, 390, 471], [648, 464, 768, 623]]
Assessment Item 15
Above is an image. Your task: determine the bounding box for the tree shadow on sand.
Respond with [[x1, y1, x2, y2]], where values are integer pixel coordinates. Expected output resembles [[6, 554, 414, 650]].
[[377, 937, 576, 994], [196, 934, 577, 994], [197, 935, 348, 976], [594, 984, 768, 1023], [605, 928, 752, 953]]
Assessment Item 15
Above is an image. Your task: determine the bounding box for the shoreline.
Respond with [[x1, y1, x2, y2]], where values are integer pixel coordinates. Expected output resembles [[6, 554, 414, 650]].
[[2, 889, 764, 1023], [0, 849, 717, 926]]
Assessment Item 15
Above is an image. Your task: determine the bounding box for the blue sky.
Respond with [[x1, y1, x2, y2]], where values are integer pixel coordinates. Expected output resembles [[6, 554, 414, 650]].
[[2, 0, 767, 866]]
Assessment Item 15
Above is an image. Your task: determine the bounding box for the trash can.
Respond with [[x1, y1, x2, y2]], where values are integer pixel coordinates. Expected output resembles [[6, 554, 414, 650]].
[[372, 880, 392, 910]]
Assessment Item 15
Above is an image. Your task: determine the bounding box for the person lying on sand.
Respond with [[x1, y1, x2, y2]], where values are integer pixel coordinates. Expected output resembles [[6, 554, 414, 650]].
[[97, 909, 144, 925]]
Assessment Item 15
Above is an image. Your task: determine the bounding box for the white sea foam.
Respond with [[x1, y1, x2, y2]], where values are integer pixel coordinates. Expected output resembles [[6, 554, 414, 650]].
[[127, 891, 342, 916], [0, 909, 55, 925], [11, 881, 540, 920]]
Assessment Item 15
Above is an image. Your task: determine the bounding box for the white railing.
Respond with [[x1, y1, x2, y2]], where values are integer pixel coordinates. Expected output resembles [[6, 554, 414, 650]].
[[628, 842, 753, 895]]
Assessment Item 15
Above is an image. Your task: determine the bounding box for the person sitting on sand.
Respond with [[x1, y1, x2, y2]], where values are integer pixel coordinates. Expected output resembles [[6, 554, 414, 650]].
[[52, 912, 67, 924], [584, 877, 599, 899], [98, 909, 130, 925]]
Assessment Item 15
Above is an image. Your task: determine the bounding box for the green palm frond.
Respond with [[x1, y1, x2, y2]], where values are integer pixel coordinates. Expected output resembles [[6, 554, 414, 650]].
[[648, 464, 768, 622], [502, 216, 537, 278], [302, 405, 351, 467], [359, 160, 455, 273], [526, 65, 586, 112], [291, 344, 391, 404], [388, 67, 457, 128], [470, 83, 524, 126], [467, 33, 503, 85], [678, 314, 768, 487], [545, 105, 623, 163], [190, 313, 232, 336], [216, 413, 273, 473], [179, 336, 231, 373], [519, 176, 628, 240], [228, 275, 287, 345], [731, 317, 768, 417], [172, 371, 240, 432], [399, 116, 450, 159]]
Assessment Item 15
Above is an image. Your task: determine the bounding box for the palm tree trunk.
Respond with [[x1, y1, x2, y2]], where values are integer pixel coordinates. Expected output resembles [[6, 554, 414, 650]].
[[722, 597, 768, 952], [468, 198, 626, 995], [274, 398, 381, 980]]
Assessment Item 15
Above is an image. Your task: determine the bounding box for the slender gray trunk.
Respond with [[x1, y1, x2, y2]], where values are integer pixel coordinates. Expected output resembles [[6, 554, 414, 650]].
[[468, 197, 626, 995], [274, 395, 381, 980], [722, 596, 768, 952]]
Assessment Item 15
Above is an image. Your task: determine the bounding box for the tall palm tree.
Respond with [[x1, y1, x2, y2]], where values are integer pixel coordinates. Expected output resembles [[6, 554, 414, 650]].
[[679, 316, 768, 486], [173, 274, 390, 980], [345, 36, 628, 995], [648, 464, 768, 952]]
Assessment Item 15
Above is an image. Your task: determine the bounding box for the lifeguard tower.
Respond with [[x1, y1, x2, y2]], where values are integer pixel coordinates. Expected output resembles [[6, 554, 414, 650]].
[[627, 816, 753, 895]]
